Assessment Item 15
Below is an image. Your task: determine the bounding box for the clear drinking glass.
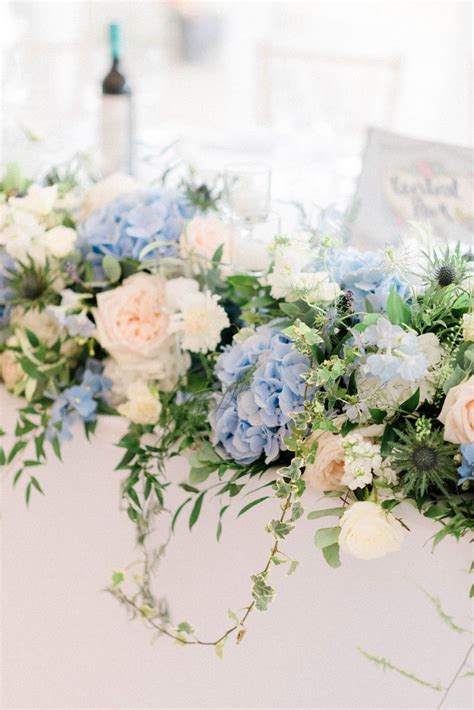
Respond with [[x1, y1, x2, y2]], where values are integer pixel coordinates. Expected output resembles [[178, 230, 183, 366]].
[[231, 211, 281, 275], [224, 163, 272, 223]]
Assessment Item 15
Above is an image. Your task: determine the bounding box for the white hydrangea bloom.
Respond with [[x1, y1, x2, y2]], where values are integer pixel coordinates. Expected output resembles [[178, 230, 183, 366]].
[[266, 234, 340, 303]]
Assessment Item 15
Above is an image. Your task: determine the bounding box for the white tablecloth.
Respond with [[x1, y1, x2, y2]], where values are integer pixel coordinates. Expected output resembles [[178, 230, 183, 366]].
[[1, 391, 472, 709]]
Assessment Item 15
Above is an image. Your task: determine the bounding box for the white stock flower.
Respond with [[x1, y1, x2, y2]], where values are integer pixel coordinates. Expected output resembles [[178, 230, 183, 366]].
[[341, 433, 382, 490], [42, 225, 77, 258], [0, 208, 47, 264], [17, 184, 58, 216], [117, 381, 162, 425], [169, 290, 229, 353], [339, 501, 404, 560]]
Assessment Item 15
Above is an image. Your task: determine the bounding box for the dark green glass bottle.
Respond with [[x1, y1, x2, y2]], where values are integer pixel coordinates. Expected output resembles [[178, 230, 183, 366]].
[[101, 23, 134, 175]]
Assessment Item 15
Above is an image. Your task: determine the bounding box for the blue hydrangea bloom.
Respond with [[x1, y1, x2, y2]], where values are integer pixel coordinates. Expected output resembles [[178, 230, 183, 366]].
[[323, 247, 411, 312], [457, 443, 474, 484], [0, 254, 14, 330], [47, 363, 112, 443], [78, 189, 194, 267], [211, 324, 311, 465]]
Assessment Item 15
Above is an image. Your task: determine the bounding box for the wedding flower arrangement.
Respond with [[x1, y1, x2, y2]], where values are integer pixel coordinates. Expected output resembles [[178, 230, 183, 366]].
[[1, 163, 472, 654]]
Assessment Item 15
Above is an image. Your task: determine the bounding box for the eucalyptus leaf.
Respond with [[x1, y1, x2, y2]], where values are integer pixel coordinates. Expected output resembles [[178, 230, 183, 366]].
[[307, 507, 344, 520], [314, 526, 340, 549], [102, 254, 122, 283], [322, 542, 341, 568]]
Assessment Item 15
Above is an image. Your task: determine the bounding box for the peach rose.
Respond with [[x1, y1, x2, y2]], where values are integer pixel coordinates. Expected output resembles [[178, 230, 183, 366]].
[[180, 214, 232, 264], [0, 350, 25, 391], [304, 431, 345, 492], [93, 272, 174, 372], [439, 375, 474, 444]]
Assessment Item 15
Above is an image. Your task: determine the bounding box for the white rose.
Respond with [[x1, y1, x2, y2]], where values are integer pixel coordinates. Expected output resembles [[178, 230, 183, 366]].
[[80, 173, 138, 220], [165, 277, 199, 311], [42, 225, 77, 258], [339, 501, 404, 560], [117, 382, 162, 425], [462, 313, 474, 342]]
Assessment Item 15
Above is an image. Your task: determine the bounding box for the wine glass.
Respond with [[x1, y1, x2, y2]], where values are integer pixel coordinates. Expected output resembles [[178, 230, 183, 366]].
[[223, 163, 271, 223]]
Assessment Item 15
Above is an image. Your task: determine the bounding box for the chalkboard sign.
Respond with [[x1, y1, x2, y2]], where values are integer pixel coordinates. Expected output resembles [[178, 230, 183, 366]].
[[352, 128, 473, 248]]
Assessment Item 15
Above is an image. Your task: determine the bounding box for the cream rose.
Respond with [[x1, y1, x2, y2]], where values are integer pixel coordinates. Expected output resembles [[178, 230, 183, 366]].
[[0, 350, 25, 391], [117, 382, 162, 425], [94, 272, 171, 360], [180, 214, 232, 264], [439, 375, 474, 444], [462, 313, 474, 342], [339, 501, 404, 560], [304, 432, 345, 492], [42, 225, 77, 258], [80, 173, 138, 221], [93, 272, 186, 387]]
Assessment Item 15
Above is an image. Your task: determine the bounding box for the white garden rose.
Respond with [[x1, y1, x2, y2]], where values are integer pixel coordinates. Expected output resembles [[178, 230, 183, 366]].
[[339, 501, 404, 560], [80, 173, 138, 220], [117, 381, 162, 425], [42, 225, 77, 258]]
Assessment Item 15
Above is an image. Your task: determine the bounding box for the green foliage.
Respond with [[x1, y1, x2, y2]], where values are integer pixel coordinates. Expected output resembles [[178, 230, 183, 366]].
[[251, 573, 275, 611], [386, 286, 412, 326], [102, 254, 122, 283]]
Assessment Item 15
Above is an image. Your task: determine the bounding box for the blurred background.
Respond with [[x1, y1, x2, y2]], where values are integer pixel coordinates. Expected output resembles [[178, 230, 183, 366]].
[[0, 0, 472, 205]]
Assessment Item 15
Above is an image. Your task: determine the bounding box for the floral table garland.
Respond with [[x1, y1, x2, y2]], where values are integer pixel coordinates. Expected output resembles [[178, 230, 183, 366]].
[[0, 162, 473, 654]]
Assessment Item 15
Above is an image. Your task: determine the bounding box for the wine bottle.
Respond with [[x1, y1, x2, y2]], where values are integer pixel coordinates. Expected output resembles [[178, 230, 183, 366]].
[[100, 23, 134, 175]]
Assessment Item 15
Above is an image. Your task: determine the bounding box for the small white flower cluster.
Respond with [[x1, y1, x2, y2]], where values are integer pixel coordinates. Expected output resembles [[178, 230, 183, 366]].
[[266, 234, 341, 304], [340, 432, 396, 490], [0, 184, 77, 264], [341, 433, 382, 490]]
